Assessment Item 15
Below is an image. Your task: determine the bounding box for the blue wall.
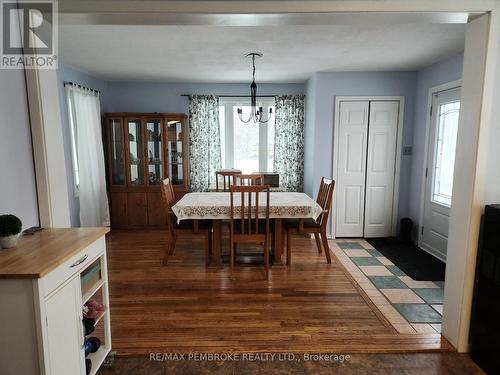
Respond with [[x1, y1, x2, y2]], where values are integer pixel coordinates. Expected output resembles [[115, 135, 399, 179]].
[[304, 71, 418, 223], [105, 82, 305, 113], [304, 75, 317, 197], [408, 53, 464, 229], [0, 69, 39, 229]]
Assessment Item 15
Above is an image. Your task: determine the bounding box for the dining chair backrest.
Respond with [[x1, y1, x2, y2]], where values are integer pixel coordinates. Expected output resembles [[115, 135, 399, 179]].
[[230, 185, 270, 236], [215, 170, 242, 192], [161, 178, 175, 207], [316, 177, 328, 208], [235, 174, 264, 186], [316, 178, 335, 228], [161, 178, 176, 227]]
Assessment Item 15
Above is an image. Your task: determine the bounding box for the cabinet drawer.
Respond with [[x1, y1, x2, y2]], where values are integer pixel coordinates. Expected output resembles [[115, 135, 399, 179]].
[[42, 237, 105, 297]]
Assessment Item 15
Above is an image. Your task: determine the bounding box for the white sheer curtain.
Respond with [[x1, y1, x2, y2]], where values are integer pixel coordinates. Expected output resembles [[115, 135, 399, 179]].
[[65, 85, 110, 227]]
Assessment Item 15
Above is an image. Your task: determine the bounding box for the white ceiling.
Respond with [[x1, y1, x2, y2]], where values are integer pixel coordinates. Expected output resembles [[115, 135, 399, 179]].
[[59, 23, 466, 83]]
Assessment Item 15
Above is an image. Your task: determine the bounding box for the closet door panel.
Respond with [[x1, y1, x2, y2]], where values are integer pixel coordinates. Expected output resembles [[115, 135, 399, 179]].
[[336, 101, 369, 237], [364, 101, 399, 237]]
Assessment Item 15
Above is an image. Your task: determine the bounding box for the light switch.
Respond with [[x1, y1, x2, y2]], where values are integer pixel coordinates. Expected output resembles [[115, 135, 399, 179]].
[[403, 146, 412, 156]]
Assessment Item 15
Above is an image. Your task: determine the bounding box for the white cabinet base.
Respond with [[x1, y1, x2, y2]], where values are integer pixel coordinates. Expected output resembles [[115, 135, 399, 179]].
[[0, 232, 111, 375]]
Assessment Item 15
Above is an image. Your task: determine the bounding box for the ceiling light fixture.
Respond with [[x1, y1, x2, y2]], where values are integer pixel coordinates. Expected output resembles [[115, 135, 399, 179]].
[[237, 52, 273, 124]]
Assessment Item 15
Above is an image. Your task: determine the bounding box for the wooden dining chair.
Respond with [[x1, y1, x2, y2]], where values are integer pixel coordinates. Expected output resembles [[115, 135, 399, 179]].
[[215, 170, 242, 192], [235, 174, 264, 186], [229, 185, 271, 279], [161, 178, 212, 266], [284, 178, 335, 265]]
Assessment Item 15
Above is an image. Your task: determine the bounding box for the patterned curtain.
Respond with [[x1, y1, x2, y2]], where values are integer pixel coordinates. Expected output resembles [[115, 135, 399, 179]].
[[188, 95, 222, 192], [274, 95, 305, 192]]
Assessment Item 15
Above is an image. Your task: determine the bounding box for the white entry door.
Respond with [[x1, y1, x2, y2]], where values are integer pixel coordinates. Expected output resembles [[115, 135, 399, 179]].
[[420, 87, 461, 261], [364, 101, 399, 237], [336, 101, 369, 237]]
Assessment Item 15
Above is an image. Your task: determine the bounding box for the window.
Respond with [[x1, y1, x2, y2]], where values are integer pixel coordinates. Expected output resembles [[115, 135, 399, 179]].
[[431, 100, 460, 207], [218, 98, 275, 173]]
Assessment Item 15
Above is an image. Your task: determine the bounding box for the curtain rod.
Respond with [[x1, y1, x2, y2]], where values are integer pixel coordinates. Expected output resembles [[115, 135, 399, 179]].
[[181, 94, 276, 98], [64, 81, 101, 94]]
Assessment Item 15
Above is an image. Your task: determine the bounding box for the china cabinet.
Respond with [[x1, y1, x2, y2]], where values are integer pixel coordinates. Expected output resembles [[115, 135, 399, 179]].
[[104, 113, 188, 228]]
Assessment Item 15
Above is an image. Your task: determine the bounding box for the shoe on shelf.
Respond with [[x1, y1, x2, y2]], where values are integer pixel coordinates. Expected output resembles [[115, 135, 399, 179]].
[[83, 299, 106, 320]]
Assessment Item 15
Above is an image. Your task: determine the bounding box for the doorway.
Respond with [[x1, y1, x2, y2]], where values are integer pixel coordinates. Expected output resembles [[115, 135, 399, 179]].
[[420, 85, 461, 262]]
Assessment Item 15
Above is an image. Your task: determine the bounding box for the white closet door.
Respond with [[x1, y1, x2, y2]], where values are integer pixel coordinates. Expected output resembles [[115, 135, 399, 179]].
[[336, 101, 369, 237], [364, 101, 399, 237]]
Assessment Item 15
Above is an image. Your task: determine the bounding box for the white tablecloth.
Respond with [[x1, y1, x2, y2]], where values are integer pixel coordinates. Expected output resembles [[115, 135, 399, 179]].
[[172, 192, 322, 222]]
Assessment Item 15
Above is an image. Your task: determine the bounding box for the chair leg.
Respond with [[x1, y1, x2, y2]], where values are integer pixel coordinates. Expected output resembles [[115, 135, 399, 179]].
[[209, 230, 213, 255], [204, 232, 210, 267], [169, 232, 177, 256], [264, 239, 269, 280], [271, 231, 275, 262], [286, 229, 292, 266], [320, 229, 332, 264], [162, 232, 173, 265], [314, 233, 323, 254], [230, 239, 235, 278]]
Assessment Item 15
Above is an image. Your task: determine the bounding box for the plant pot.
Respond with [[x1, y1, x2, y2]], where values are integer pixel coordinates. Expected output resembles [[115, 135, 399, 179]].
[[0, 234, 19, 249]]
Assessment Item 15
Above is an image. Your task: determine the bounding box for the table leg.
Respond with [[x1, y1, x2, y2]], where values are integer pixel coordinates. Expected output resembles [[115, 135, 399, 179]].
[[211, 219, 222, 267], [273, 219, 285, 266]]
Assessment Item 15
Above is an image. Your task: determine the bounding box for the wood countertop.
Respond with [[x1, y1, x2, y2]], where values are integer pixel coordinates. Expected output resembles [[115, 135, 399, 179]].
[[0, 228, 109, 279]]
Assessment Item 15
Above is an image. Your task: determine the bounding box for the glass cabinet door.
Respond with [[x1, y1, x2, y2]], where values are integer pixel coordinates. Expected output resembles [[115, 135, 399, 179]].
[[146, 119, 163, 185], [109, 119, 125, 185], [127, 119, 144, 185], [166, 120, 184, 185]]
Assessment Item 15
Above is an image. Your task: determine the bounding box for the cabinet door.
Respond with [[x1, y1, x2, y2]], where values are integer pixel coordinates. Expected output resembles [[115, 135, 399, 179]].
[[107, 118, 126, 186], [147, 192, 166, 225], [127, 119, 145, 186], [110, 192, 127, 227], [45, 277, 85, 375], [165, 119, 185, 186], [145, 118, 163, 185], [127, 192, 148, 225]]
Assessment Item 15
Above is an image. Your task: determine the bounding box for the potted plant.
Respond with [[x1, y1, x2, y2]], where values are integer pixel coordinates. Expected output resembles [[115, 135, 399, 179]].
[[0, 214, 22, 249]]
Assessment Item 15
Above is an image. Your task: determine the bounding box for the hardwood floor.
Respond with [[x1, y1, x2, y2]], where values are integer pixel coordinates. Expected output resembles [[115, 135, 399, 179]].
[[99, 353, 484, 375], [106, 229, 453, 355]]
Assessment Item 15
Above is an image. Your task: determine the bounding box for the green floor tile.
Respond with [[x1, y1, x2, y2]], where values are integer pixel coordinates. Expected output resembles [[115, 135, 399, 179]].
[[350, 257, 383, 266], [338, 242, 364, 249], [393, 304, 442, 323], [368, 276, 407, 289], [386, 265, 406, 277], [366, 248, 383, 257], [434, 281, 445, 289], [413, 288, 444, 304]]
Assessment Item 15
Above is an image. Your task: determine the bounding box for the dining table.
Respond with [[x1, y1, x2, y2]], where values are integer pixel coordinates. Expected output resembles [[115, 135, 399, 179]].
[[172, 192, 323, 266]]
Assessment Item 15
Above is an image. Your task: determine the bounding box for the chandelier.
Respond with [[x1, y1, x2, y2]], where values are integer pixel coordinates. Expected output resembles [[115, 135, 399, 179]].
[[237, 53, 273, 124]]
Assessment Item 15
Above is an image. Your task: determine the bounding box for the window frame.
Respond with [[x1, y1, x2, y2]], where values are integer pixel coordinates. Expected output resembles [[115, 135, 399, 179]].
[[430, 99, 460, 208], [218, 97, 275, 173]]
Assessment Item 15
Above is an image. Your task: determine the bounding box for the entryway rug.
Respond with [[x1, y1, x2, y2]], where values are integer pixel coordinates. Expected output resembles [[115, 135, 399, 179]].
[[366, 237, 446, 281]]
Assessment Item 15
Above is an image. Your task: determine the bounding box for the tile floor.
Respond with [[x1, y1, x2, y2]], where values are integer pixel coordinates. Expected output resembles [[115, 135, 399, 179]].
[[330, 239, 444, 334]]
